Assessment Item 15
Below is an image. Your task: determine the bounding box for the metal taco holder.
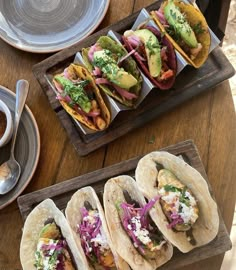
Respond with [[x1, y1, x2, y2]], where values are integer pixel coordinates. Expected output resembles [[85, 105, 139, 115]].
[[71, 2, 220, 136]]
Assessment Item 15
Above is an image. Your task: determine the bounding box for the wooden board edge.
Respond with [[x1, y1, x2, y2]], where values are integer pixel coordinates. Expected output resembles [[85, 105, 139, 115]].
[[17, 139, 195, 219]]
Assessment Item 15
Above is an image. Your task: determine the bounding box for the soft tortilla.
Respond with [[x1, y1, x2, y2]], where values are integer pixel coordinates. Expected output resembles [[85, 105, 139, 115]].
[[20, 198, 88, 270], [151, 0, 211, 68], [103, 175, 173, 270], [135, 151, 219, 253], [65, 186, 130, 270]]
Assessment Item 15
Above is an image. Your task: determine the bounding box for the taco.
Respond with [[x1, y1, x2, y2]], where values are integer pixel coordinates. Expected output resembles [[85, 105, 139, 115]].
[[135, 151, 219, 253], [65, 186, 130, 270], [103, 175, 173, 270], [82, 36, 142, 107], [122, 25, 177, 90], [20, 199, 88, 270], [151, 0, 211, 68], [53, 63, 110, 131]]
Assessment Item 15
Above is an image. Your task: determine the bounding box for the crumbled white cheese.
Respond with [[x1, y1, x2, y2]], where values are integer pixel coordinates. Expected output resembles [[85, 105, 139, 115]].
[[131, 216, 151, 245], [159, 187, 198, 225], [83, 210, 99, 224], [185, 191, 197, 206], [159, 188, 181, 204], [179, 203, 191, 223], [179, 203, 198, 224], [91, 231, 110, 252], [158, 187, 166, 196], [83, 210, 110, 253], [36, 239, 58, 270]]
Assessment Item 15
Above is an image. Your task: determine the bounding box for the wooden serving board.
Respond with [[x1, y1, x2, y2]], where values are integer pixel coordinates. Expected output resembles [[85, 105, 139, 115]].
[[17, 140, 231, 269], [32, 1, 235, 156]]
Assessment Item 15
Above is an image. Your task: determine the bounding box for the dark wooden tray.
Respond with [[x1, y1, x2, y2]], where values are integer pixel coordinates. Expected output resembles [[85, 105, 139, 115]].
[[17, 140, 231, 269], [32, 1, 235, 156]]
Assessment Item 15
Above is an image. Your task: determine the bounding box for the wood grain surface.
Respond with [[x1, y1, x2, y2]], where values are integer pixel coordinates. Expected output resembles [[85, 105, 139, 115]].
[[0, 0, 235, 270]]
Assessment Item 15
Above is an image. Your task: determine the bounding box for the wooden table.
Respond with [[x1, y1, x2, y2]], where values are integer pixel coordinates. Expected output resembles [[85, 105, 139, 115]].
[[0, 0, 235, 269]]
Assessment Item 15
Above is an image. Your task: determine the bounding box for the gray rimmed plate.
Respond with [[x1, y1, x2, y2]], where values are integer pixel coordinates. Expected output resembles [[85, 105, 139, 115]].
[[0, 86, 40, 209], [0, 0, 110, 53]]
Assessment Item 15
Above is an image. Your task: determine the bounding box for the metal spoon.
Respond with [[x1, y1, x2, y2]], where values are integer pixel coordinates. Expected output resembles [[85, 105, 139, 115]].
[[0, 80, 29, 195]]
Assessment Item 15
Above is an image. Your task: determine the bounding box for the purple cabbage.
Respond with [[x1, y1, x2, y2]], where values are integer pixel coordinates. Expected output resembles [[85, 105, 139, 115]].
[[120, 196, 159, 254]]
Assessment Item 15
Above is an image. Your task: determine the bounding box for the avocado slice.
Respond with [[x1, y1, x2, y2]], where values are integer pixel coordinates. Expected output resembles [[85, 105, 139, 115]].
[[93, 50, 138, 89], [54, 75, 91, 113], [164, 0, 198, 48], [131, 29, 162, 78], [39, 222, 60, 239]]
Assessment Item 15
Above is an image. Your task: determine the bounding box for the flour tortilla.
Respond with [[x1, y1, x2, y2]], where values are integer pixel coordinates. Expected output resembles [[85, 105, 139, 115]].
[[135, 151, 219, 253], [103, 175, 173, 270], [65, 186, 130, 270], [151, 0, 211, 68], [20, 198, 88, 270]]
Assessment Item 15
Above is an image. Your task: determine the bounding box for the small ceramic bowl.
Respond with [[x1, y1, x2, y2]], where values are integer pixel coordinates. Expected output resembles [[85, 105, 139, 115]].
[[0, 99, 13, 147]]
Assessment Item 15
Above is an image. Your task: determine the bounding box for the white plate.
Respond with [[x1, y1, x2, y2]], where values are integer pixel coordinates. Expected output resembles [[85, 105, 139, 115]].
[[0, 0, 110, 53], [0, 86, 40, 209]]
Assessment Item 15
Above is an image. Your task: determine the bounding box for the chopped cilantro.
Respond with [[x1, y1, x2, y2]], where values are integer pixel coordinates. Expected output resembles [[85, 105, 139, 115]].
[[170, 9, 177, 20], [49, 250, 60, 266], [89, 253, 98, 265], [148, 135, 155, 144], [93, 49, 117, 69], [192, 22, 205, 34], [54, 76, 91, 113], [164, 184, 191, 206], [34, 251, 42, 268], [179, 196, 190, 207], [104, 49, 111, 56], [180, 186, 191, 206], [146, 37, 160, 56], [164, 184, 182, 193], [115, 201, 121, 212], [166, 25, 181, 42]]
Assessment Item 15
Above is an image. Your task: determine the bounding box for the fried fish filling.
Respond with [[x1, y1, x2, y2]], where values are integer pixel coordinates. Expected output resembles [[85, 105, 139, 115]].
[[34, 220, 75, 270], [157, 169, 199, 231]]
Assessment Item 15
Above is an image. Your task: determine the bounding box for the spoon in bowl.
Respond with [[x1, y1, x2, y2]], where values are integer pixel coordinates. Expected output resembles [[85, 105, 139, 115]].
[[0, 80, 29, 195]]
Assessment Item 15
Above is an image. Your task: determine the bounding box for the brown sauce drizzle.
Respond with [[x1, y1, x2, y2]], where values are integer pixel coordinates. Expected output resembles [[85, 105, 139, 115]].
[[44, 217, 54, 225], [0, 111, 7, 139], [186, 229, 197, 246], [154, 161, 164, 188], [154, 161, 164, 172], [123, 190, 140, 207], [84, 200, 93, 210]]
